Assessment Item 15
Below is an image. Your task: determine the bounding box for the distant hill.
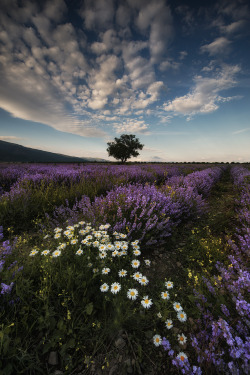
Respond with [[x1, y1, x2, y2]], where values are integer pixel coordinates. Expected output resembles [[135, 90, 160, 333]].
[[0, 140, 107, 163]]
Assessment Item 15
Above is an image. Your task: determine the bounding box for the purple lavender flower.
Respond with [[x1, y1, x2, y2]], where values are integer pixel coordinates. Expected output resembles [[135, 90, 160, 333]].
[[1, 282, 14, 295]]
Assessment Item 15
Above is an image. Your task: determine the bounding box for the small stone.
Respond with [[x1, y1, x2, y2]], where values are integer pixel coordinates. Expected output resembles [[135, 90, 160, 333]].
[[48, 351, 58, 366], [115, 337, 126, 349]]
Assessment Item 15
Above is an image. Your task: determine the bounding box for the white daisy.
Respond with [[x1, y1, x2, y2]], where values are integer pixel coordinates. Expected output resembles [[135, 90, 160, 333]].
[[177, 352, 188, 362], [71, 239, 78, 245], [54, 233, 61, 239], [79, 229, 86, 235], [157, 312, 162, 318], [87, 263, 93, 267], [161, 291, 170, 300], [127, 288, 138, 300], [120, 233, 127, 239], [92, 241, 100, 247], [99, 251, 107, 259], [106, 243, 114, 251], [139, 276, 149, 286], [165, 319, 173, 329], [118, 269, 127, 277], [173, 302, 183, 312], [66, 226, 74, 231], [99, 244, 107, 252], [132, 244, 140, 250], [114, 242, 121, 250], [121, 250, 127, 256], [178, 333, 187, 345], [52, 250, 61, 257], [111, 282, 121, 294], [141, 296, 153, 309], [133, 272, 142, 281], [144, 259, 151, 266], [153, 334, 162, 347], [76, 249, 83, 255], [165, 281, 174, 289], [86, 235, 93, 240], [78, 221, 85, 225], [102, 268, 110, 275], [29, 249, 39, 256], [81, 239, 89, 244], [41, 250, 50, 256], [93, 268, 99, 273], [133, 249, 141, 256], [54, 227, 62, 233], [177, 311, 187, 322], [112, 250, 118, 257], [131, 259, 140, 269], [100, 283, 109, 292], [121, 243, 128, 250]]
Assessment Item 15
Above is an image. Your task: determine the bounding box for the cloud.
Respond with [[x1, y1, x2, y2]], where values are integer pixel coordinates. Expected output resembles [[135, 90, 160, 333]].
[[80, 0, 115, 30], [200, 37, 232, 56], [220, 20, 246, 34], [0, 136, 24, 141], [163, 64, 241, 118], [113, 119, 149, 134], [232, 128, 250, 135], [135, 0, 174, 63]]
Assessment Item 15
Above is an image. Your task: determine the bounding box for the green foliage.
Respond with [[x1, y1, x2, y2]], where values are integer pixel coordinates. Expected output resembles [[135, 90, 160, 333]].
[[107, 134, 144, 163]]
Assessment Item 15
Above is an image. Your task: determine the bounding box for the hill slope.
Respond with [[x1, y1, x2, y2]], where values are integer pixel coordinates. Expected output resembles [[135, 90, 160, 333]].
[[0, 140, 106, 162]]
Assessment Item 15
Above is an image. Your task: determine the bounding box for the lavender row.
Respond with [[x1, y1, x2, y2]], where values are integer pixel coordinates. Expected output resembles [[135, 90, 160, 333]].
[[0, 163, 215, 195], [230, 166, 250, 235], [0, 163, 181, 194], [189, 166, 250, 374], [165, 166, 225, 196], [48, 166, 224, 246]]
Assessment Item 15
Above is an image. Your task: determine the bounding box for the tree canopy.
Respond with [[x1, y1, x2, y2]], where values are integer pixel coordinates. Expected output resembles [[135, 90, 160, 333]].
[[107, 134, 144, 163]]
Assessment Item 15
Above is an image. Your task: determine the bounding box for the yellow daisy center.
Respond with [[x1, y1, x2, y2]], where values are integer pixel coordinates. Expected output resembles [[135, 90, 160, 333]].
[[180, 355, 185, 361], [145, 299, 149, 304], [180, 313, 184, 318], [180, 337, 184, 341], [156, 338, 159, 342], [131, 291, 135, 296], [176, 304, 180, 309]]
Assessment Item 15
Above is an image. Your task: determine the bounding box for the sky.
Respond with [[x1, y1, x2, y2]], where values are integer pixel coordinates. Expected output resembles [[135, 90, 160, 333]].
[[0, 0, 249, 162]]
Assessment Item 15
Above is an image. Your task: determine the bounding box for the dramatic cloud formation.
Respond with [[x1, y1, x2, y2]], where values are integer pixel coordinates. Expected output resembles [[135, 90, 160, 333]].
[[0, 0, 249, 158], [163, 64, 241, 118]]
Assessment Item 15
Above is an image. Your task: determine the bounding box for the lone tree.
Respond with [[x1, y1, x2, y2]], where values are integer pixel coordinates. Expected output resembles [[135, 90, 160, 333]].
[[107, 134, 144, 163]]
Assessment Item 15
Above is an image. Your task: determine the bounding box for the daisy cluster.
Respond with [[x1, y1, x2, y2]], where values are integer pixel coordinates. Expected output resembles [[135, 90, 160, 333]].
[[153, 281, 189, 363], [29, 221, 188, 360]]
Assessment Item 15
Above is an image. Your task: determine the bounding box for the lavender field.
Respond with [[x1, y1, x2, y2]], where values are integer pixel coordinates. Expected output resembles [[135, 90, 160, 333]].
[[0, 163, 249, 375]]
